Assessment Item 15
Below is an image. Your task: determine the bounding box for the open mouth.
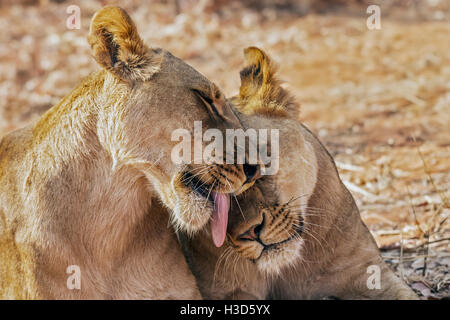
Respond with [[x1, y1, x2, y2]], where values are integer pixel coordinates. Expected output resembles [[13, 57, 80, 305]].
[[182, 171, 214, 201], [182, 171, 231, 248]]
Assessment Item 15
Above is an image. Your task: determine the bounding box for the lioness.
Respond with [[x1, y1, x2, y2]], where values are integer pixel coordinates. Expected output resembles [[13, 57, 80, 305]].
[[0, 7, 260, 299], [180, 47, 418, 299]]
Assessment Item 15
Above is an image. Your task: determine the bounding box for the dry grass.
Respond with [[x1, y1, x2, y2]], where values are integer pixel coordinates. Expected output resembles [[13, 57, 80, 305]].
[[0, 0, 448, 299]]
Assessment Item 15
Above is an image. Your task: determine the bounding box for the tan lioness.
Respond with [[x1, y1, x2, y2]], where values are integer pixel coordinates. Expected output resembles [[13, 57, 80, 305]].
[[0, 7, 260, 299], [180, 47, 418, 300]]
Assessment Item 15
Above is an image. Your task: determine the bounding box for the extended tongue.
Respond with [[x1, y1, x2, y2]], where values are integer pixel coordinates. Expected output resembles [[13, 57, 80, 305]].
[[210, 192, 230, 247]]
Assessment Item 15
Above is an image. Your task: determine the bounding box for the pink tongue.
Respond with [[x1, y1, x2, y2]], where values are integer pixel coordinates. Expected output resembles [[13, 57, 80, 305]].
[[210, 192, 230, 247]]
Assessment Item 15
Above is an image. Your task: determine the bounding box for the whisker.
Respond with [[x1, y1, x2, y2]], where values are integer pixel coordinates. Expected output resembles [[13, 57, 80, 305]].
[[225, 177, 245, 221]]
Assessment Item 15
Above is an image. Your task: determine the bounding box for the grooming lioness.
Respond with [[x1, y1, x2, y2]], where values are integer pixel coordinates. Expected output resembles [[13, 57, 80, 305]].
[[0, 7, 260, 299], [181, 47, 418, 299]]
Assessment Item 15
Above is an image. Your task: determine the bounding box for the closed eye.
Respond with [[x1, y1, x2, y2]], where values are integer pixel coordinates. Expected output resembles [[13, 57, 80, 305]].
[[192, 89, 224, 121]]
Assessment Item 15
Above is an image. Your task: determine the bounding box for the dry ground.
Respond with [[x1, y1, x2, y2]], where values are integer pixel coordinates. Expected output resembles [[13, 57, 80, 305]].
[[0, 0, 448, 299]]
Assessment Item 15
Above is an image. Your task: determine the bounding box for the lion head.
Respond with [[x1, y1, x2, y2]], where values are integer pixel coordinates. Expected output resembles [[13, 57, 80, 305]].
[[87, 7, 261, 237]]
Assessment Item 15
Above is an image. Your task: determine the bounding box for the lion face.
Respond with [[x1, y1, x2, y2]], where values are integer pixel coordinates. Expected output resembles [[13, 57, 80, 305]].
[[223, 46, 322, 274], [223, 116, 319, 274], [88, 7, 261, 235], [118, 54, 260, 235]]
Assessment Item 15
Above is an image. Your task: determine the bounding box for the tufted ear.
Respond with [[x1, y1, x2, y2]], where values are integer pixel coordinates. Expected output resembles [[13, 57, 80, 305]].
[[236, 47, 299, 118], [88, 6, 161, 82]]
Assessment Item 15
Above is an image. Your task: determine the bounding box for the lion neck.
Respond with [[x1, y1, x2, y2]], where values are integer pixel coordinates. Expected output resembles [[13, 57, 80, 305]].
[[271, 126, 388, 299], [27, 70, 157, 266]]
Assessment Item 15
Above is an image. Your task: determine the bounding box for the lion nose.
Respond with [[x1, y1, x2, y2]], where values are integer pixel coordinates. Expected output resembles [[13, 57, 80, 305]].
[[243, 163, 261, 183], [238, 222, 263, 241]]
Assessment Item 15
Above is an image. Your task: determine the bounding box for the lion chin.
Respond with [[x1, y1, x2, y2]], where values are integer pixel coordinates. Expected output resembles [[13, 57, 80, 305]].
[[256, 240, 304, 276], [170, 186, 215, 235]]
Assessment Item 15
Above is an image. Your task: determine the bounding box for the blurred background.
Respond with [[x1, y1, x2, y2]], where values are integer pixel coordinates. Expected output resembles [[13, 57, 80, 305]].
[[0, 0, 448, 298]]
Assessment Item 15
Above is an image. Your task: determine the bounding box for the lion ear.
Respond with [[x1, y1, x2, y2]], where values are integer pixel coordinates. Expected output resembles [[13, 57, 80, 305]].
[[237, 47, 298, 118], [88, 6, 160, 82]]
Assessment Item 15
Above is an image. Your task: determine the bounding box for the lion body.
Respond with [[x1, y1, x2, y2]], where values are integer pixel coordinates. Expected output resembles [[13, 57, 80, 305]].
[[182, 118, 418, 300], [267, 121, 417, 300], [0, 5, 257, 299]]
